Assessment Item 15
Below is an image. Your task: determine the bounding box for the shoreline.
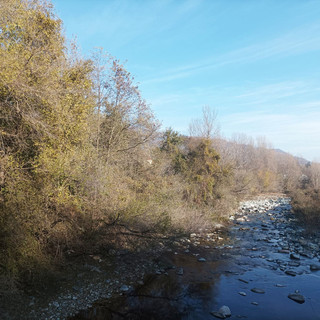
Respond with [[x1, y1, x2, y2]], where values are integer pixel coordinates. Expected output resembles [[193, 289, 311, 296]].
[[1, 194, 291, 320]]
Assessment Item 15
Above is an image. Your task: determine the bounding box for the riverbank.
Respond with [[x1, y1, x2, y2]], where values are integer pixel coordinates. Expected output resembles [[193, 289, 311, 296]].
[[4, 194, 320, 320], [70, 195, 320, 320]]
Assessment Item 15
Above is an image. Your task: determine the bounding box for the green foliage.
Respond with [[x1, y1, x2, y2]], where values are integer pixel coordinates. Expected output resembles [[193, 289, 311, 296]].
[[160, 128, 183, 152], [0, 0, 94, 280], [183, 139, 231, 205], [160, 128, 187, 173], [161, 134, 232, 206]]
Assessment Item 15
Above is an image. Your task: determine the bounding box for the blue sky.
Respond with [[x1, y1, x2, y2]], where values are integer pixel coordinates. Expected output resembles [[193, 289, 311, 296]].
[[52, 0, 320, 161]]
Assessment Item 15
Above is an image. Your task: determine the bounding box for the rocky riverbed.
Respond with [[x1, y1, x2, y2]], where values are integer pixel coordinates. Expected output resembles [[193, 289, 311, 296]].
[[69, 196, 320, 320], [2, 195, 320, 319], [1, 237, 173, 320]]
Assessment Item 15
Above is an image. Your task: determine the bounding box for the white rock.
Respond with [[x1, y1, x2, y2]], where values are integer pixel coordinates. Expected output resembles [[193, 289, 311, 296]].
[[198, 257, 206, 262], [218, 305, 231, 317], [120, 285, 130, 292]]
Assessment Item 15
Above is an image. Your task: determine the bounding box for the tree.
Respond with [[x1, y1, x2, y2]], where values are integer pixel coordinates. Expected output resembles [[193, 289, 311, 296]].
[[184, 139, 230, 204], [0, 0, 94, 277], [91, 55, 159, 163], [160, 128, 183, 153], [189, 106, 220, 140]]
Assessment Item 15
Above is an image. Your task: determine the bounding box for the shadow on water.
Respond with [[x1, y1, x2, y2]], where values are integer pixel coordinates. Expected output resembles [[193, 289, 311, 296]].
[[69, 262, 229, 320], [69, 200, 320, 320]]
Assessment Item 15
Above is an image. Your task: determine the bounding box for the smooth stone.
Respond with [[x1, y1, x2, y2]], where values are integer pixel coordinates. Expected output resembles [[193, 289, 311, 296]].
[[198, 257, 206, 262], [285, 270, 297, 276], [239, 292, 247, 296], [278, 249, 290, 254], [308, 243, 319, 251], [120, 285, 130, 292], [290, 253, 300, 260], [300, 252, 313, 258], [238, 278, 249, 284], [251, 288, 265, 294], [275, 284, 286, 287], [211, 312, 226, 319], [219, 305, 231, 317], [288, 293, 305, 304], [310, 264, 320, 271], [211, 305, 232, 319], [177, 267, 184, 275], [251, 302, 258, 305]]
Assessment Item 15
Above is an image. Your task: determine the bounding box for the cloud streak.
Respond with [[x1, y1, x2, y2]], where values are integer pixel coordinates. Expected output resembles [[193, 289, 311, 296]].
[[142, 23, 320, 84]]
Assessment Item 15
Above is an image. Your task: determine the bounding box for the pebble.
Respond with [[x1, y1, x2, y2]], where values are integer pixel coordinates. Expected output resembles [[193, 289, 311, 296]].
[[211, 312, 227, 319], [239, 292, 247, 296], [251, 302, 258, 305], [238, 278, 249, 284], [251, 288, 265, 294], [120, 285, 130, 292], [177, 267, 184, 276], [211, 305, 231, 319], [219, 305, 231, 317], [288, 293, 305, 304], [278, 249, 290, 254], [290, 253, 300, 260], [310, 264, 320, 271], [285, 270, 297, 276], [198, 257, 206, 262]]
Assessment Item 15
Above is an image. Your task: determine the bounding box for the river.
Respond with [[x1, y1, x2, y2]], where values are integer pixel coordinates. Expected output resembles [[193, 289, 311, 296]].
[[69, 197, 320, 320]]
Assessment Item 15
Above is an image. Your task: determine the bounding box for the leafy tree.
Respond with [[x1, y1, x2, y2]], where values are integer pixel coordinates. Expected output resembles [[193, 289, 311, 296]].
[[184, 139, 230, 204], [91, 53, 159, 163], [160, 128, 183, 152], [0, 0, 94, 277]]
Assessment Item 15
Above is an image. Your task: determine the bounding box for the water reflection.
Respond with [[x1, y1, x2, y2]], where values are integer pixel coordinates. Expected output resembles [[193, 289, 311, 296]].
[[70, 201, 320, 320], [71, 257, 229, 320]]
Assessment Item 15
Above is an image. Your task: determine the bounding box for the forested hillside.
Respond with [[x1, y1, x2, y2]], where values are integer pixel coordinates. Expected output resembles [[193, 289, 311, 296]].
[[1, 0, 319, 290]]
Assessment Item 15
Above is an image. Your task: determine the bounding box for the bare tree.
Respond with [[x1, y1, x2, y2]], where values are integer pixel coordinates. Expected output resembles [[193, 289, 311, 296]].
[[189, 106, 220, 140], [91, 48, 111, 153]]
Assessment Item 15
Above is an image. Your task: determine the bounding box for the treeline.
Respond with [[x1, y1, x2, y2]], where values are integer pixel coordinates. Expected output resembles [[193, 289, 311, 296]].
[[1, 0, 319, 287]]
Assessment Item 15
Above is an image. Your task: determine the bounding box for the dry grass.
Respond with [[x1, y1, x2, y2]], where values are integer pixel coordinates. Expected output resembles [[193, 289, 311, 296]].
[[290, 188, 320, 226]]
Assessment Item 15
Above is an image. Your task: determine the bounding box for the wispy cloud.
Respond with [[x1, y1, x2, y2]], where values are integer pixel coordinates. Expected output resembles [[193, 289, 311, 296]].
[[233, 81, 320, 108], [149, 80, 320, 111], [70, 0, 203, 51], [142, 23, 320, 84]]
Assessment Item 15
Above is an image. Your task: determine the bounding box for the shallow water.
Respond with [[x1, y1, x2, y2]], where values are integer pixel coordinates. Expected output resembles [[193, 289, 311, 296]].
[[70, 199, 320, 320]]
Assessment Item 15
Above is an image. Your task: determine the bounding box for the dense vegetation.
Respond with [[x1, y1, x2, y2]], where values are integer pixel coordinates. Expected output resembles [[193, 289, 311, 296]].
[[1, 0, 319, 289]]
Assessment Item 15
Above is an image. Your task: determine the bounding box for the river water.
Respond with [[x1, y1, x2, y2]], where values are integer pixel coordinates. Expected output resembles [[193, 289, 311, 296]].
[[70, 197, 320, 320]]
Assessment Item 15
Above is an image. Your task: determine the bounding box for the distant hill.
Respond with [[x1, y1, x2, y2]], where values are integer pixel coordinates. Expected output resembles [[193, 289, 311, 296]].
[[273, 149, 310, 166]]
